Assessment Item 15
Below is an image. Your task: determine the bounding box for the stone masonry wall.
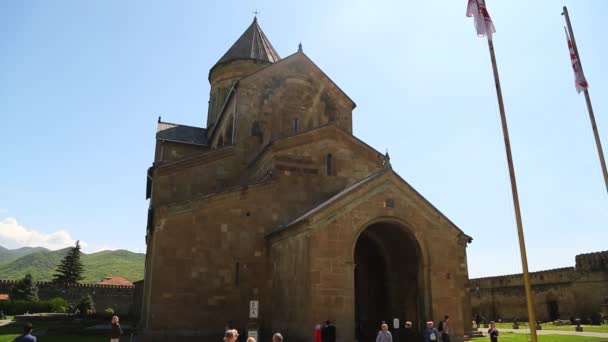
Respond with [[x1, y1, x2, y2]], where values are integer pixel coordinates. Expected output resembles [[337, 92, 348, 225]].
[[0, 280, 134, 315], [470, 251, 608, 322]]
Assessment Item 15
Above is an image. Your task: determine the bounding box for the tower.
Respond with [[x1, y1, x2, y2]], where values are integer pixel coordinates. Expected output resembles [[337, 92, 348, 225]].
[[206, 17, 280, 129]]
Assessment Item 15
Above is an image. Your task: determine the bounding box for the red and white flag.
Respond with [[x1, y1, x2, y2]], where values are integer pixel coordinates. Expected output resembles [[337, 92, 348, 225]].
[[565, 29, 589, 93], [466, 0, 496, 39]]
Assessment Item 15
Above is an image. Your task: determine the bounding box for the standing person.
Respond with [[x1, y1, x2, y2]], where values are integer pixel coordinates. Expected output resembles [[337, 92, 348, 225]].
[[376, 323, 393, 342], [13, 322, 36, 342], [225, 329, 239, 342], [438, 316, 450, 342], [315, 323, 322, 342], [398, 321, 415, 342], [272, 332, 283, 342], [488, 322, 499, 342], [110, 316, 122, 342], [474, 314, 481, 329], [423, 321, 438, 342], [322, 320, 336, 342]]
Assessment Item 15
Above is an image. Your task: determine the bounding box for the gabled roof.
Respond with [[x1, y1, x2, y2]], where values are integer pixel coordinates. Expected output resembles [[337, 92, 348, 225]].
[[278, 167, 389, 230], [214, 17, 280, 67], [238, 51, 356, 109], [268, 167, 472, 241], [156, 121, 208, 146], [98, 276, 134, 287]]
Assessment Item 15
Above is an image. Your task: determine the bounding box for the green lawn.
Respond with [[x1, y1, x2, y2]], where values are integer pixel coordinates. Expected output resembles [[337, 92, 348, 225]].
[[472, 332, 607, 342], [0, 335, 106, 342], [0, 321, 108, 342], [489, 323, 608, 333]]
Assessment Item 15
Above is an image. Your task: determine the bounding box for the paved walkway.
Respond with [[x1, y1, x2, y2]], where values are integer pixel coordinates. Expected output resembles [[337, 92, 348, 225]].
[[499, 328, 608, 338]]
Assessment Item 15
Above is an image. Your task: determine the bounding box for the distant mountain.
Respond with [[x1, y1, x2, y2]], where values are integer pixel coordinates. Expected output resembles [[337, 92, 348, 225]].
[[0, 246, 49, 265], [0, 247, 145, 283]]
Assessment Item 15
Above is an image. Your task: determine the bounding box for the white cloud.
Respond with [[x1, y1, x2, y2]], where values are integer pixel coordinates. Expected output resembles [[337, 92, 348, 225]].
[[0, 217, 88, 251]]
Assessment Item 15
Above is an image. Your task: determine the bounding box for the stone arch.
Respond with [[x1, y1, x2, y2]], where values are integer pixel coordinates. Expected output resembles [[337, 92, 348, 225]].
[[351, 217, 431, 340]]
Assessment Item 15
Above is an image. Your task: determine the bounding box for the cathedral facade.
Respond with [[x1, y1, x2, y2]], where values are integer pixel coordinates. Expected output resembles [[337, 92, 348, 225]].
[[141, 18, 472, 342]]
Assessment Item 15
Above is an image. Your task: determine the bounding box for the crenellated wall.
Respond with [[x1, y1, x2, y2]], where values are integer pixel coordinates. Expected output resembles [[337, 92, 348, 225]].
[[0, 280, 135, 315], [469, 251, 608, 322]]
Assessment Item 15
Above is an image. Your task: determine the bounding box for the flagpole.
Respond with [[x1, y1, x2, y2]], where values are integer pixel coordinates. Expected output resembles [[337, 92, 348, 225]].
[[486, 37, 539, 342], [563, 5, 608, 194]]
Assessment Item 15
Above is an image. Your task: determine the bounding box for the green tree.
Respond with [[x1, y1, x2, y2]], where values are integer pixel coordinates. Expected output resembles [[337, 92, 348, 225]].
[[10, 273, 39, 301], [77, 294, 95, 315], [53, 240, 84, 284]]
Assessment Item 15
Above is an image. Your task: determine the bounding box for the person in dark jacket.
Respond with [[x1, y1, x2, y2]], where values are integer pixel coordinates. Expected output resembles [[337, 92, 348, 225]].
[[321, 320, 336, 342], [398, 321, 416, 342], [13, 322, 36, 342], [111, 316, 122, 342], [488, 321, 499, 342]]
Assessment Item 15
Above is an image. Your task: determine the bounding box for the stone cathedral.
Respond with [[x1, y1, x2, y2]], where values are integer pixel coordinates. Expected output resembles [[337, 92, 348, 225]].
[[141, 18, 472, 342]]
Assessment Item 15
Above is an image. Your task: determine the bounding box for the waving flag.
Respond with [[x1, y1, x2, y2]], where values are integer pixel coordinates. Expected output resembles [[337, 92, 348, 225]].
[[565, 28, 589, 93], [466, 0, 496, 39]]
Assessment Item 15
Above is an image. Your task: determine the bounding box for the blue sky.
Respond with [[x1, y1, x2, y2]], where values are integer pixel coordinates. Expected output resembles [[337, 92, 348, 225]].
[[0, 0, 606, 277]]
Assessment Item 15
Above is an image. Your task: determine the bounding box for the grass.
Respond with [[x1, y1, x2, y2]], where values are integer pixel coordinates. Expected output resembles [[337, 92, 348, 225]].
[[472, 331, 607, 342], [488, 323, 608, 333], [0, 320, 109, 342], [0, 335, 106, 342]]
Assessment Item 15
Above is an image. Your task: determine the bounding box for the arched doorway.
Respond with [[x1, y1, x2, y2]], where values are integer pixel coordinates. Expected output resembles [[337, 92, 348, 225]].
[[354, 221, 423, 342]]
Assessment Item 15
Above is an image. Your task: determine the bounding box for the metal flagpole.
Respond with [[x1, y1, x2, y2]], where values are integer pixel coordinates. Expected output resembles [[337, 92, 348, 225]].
[[486, 37, 538, 342], [563, 6, 608, 194]]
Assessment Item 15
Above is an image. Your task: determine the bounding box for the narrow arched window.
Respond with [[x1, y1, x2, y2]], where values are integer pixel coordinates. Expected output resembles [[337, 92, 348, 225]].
[[218, 135, 224, 147], [293, 118, 299, 134], [326, 153, 333, 176]]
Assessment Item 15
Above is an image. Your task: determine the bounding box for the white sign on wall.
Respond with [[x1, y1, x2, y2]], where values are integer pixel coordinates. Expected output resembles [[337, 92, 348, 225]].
[[249, 300, 259, 318]]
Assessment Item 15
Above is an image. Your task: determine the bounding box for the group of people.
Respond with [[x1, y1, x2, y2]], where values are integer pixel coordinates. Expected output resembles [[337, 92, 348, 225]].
[[224, 328, 284, 342], [375, 316, 452, 342]]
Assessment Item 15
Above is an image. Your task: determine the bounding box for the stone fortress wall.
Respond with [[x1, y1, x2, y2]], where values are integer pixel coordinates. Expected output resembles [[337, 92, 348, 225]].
[[469, 251, 608, 322], [0, 279, 134, 315]]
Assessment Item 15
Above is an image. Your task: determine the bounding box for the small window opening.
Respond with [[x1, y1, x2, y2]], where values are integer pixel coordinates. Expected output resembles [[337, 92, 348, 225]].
[[326, 154, 333, 176], [235, 262, 240, 286], [293, 118, 299, 134]]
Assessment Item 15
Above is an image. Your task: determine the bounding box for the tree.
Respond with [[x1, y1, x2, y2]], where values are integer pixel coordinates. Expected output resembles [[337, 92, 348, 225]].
[[10, 273, 39, 301], [53, 240, 85, 284], [76, 294, 95, 316]]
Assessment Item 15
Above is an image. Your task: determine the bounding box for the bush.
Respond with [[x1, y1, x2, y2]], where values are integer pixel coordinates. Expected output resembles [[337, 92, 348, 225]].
[[76, 294, 95, 316], [0, 297, 67, 315]]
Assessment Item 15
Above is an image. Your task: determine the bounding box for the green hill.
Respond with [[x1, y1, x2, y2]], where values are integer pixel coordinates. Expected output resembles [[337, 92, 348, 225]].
[[0, 247, 145, 283], [0, 246, 49, 265]]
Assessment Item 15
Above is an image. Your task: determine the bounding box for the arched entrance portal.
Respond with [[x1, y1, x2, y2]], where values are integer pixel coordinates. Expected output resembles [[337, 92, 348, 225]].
[[354, 221, 422, 342]]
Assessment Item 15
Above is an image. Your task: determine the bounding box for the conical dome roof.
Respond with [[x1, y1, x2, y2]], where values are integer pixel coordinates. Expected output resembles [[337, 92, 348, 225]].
[[215, 17, 280, 66]]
